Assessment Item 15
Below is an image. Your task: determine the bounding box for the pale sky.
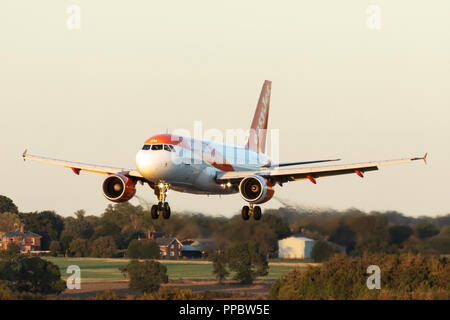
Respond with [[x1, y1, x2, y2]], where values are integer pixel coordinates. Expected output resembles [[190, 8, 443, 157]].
[[1, 1, 449, 218]]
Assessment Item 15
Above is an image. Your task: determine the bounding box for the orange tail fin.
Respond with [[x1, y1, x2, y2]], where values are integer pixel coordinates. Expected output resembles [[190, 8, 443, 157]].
[[247, 80, 271, 154]]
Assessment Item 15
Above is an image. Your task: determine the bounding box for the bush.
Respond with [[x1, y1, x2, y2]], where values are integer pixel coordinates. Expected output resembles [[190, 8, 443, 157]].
[[226, 241, 268, 284], [120, 260, 168, 293], [0, 255, 65, 295], [310, 240, 340, 262], [139, 288, 204, 300], [0, 244, 20, 259], [269, 253, 450, 300], [0, 280, 20, 299]]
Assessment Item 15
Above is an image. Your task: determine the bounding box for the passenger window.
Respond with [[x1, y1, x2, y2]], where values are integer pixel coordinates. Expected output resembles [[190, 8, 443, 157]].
[[142, 145, 151, 150], [151, 144, 163, 150]]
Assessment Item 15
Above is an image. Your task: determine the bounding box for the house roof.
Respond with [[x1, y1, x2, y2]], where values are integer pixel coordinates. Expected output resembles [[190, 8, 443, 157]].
[[279, 235, 315, 242], [181, 245, 202, 252], [3, 228, 41, 238], [155, 237, 181, 247]]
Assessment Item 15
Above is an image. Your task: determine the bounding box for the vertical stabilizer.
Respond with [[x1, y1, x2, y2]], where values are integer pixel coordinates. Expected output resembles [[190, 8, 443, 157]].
[[246, 80, 271, 154]]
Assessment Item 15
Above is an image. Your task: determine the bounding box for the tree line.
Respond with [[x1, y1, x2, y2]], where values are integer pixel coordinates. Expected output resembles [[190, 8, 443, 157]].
[[1, 194, 449, 261]]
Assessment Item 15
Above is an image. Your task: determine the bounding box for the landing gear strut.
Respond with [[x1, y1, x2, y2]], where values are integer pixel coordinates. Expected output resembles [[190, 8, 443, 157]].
[[151, 182, 171, 219], [241, 203, 262, 221]]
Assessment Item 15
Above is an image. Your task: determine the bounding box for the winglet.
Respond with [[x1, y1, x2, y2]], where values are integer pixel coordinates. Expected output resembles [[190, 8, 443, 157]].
[[22, 149, 27, 161], [412, 152, 428, 164]]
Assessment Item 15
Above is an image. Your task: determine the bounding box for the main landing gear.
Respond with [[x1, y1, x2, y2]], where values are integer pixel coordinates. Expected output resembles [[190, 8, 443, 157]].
[[241, 203, 262, 221], [151, 182, 171, 219]]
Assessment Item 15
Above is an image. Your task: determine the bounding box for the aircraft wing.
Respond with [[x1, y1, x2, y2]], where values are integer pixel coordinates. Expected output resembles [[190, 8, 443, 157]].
[[216, 154, 427, 185], [22, 150, 144, 180]]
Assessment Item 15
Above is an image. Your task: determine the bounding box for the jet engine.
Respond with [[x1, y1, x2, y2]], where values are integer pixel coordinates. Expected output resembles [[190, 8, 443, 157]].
[[102, 174, 136, 203], [239, 175, 274, 204]]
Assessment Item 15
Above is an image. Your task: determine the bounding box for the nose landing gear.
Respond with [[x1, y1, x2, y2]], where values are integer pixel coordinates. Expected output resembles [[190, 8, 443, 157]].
[[241, 203, 262, 221], [151, 182, 171, 219]]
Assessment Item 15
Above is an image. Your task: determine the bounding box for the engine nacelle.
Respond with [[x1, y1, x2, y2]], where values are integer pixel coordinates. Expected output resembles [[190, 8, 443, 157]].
[[239, 175, 274, 204], [102, 174, 136, 203]]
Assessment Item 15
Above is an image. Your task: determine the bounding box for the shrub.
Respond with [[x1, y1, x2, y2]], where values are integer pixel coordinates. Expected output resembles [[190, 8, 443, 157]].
[[120, 260, 168, 293], [0, 255, 65, 295], [139, 288, 204, 300], [226, 241, 268, 284], [269, 253, 450, 300]]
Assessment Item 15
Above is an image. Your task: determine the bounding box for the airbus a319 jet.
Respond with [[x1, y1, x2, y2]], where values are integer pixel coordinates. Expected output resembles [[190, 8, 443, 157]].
[[23, 81, 427, 220]]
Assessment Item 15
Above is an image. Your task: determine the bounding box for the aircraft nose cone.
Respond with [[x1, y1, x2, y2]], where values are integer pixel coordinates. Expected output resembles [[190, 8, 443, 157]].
[[136, 150, 175, 180]]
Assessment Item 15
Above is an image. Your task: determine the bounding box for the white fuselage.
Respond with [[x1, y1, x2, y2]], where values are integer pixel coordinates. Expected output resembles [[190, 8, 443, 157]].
[[135, 134, 270, 195]]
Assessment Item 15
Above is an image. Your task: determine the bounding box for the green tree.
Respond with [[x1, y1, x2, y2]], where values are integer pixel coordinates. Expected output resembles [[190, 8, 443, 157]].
[[329, 223, 356, 253], [120, 260, 168, 293], [347, 214, 389, 242], [311, 240, 340, 262], [209, 249, 229, 284], [261, 213, 291, 239], [414, 222, 440, 240], [0, 255, 65, 295], [226, 241, 268, 284], [218, 217, 278, 257], [0, 195, 18, 214], [388, 225, 413, 246], [90, 236, 117, 258], [127, 239, 160, 259], [49, 240, 61, 257], [0, 212, 20, 232], [69, 239, 89, 257]]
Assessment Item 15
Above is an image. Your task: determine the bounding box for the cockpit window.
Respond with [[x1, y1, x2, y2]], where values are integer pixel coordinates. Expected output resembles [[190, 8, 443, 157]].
[[164, 144, 175, 152], [142, 145, 151, 150], [151, 144, 163, 150]]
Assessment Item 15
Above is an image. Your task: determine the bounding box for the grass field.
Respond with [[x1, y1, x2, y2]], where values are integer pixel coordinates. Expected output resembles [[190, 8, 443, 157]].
[[45, 257, 306, 283]]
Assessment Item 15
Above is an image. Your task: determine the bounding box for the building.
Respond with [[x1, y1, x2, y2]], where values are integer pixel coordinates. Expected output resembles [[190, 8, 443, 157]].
[[156, 237, 183, 258], [278, 235, 315, 259], [1, 224, 42, 253], [181, 245, 203, 259]]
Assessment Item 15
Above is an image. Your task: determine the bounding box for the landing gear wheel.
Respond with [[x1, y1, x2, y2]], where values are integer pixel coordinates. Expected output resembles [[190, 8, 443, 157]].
[[253, 206, 262, 220], [151, 205, 159, 219], [241, 206, 250, 220], [162, 203, 171, 219], [154, 182, 171, 219]]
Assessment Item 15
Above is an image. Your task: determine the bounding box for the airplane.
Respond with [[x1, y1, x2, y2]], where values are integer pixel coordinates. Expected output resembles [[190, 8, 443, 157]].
[[23, 80, 427, 220]]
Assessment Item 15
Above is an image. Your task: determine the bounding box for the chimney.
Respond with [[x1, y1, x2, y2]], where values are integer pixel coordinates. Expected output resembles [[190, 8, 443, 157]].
[[20, 224, 24, 233]]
